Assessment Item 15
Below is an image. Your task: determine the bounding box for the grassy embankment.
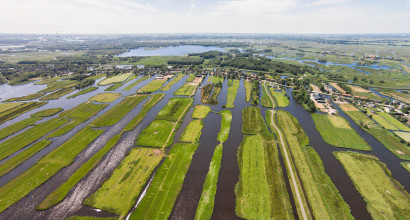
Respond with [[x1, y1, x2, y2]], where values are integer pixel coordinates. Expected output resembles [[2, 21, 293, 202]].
[[89, 93, 121, 103], [123, 76, 150, 91], [4, 92, 46, 101], [378, 112, 410, 131], [0, 127, 105, 213], [225, 79, 240, 108], [174, 83, 197, 96], [334, 151, 409, 219], [98, 72, 133, 86], [139, 79, 167, 93], [401, 162, 410, 172], [67, 87, 98, 99], [180, 120, 203, 143], [160, 73, 184, 91], [236, 106, 294, 219], [312, 114, 371, 151], [39, 88, 75, 100], [250, 82, 260, 106], [339, 103, 410, 161], [0, 104, 106, 177], [136, 97, 192, 148], [244, 80, 252, 102], [0, 101, 48, 125], [90, 95, 148, 127], [370, 112, 399, 130], [273, 110, 354, 219], [192, 105, 211, 119], [269, 88, 289, 107], [195, 110, 232, 220], [260, 82, 273, 107], [37, 94, 164, 210], [130, 143, 199, 220]]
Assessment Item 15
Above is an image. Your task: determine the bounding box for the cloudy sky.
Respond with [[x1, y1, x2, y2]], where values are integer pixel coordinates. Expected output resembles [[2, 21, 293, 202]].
[[1, 0, 409, 34]]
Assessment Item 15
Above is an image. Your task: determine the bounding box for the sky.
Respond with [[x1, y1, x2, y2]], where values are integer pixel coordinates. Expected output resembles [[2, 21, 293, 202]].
[[0, 0, 409, 34]]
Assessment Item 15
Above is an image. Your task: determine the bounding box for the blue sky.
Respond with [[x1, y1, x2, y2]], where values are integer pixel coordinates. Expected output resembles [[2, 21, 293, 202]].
[[0, 0, 409, 33]]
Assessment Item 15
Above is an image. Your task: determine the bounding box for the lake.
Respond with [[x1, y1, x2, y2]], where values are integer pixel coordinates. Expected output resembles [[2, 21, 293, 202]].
[[116, 45, 225, 57]]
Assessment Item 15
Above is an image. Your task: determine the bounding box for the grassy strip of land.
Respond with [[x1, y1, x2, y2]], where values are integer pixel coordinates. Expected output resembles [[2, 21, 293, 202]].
[[274, 110, 354, 219], [192, 105, 211, 119], [186, 74, 196, 82], [130, 143, 199, 220], [67, 87, 98, 99], [201, 84, 221, 104], [0, 127, 104, 213], [89, 93, 121, 103], [66, 216, 116, 220], [16, 92, 46, 101], [394, 131, 410, 142], [401, 162, 410, 172], [242, 106, 263, 134], [83, 147, 163, 216], [225, 79, 240, 108], [211, 76, 223, 83], [378, 112, 410, 131], [39, 88, 75, 100], [0, 101, 47, 125], [260, 82, 273, 108], [98, 72, 133, 86], [0, 117, 41, 140], [104, 83, 124, 91], [155, 97, 193, 122], [334, 151, 409, 219], [31, 108, 63, 117], [195, 143, 223, 220], [0, 117, 69, 160], [217, 110, 232, 143], [37, 134, 122, 210], [123, 93, 165, 131], [269, 88, 289, 107], [0, 102, 22, 113], [250, 82, 260, 106], [371, 113, 398, 130], [244, 80, 252, 102], [48, 102, 107, 138], [236, 107, 294, 219], [339, 103, 410, 161], [0, 140, 51, 177], [180, 119, 203, 143], [123, 76, 150, 91], [136, 120, 178, 148], [139, 79, 167, 93], [312, 114, 371, 151], [160, 74, 184, 91], [90, 95, 147, 127], [376, 88, 410, 104], [174, 83, 197, 96]]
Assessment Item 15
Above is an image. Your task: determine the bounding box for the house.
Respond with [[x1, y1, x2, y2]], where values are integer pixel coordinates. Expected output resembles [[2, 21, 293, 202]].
[[312, 92, 325, 103]]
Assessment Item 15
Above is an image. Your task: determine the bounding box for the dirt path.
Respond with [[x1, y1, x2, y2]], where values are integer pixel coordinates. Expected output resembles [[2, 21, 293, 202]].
[[264, 81, 308, 220], [161, 99, 193, 151]]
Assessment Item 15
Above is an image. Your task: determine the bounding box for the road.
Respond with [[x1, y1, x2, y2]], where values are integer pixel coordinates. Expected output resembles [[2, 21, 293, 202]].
[[263, 81, 308, 220]]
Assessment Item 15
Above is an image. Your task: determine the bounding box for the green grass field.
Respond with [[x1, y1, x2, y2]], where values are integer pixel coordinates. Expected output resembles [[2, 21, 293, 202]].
[[39, 88, 75, 100], [65, 216, 115, 220], [260, 82, 273, 108], [0, 117, 69, 160], [160, 74, 184, 91], [83, 147, 163, 216], [243, 81, 252, 102], [174, 84, 197, 96], [135, 56, 169, 66], [104, 83, 124, 91], [270, 88, 289, 107], [139, 79, 167, 92], [192, 105, 211, 119], [312, 114, 371, 151], [217, 110, 232, 143], [37, 134, 121, 210], [371, 113, 398, 130], [0, 102, 23, 113], [225, 79, 239, 108], [393, 131, 410, 142], [180, 119, 203, 143], [89, 93, 121, 103], [155, 97, 192, 122], [186, 74, 196, 82], [211, 76, 223, 83], [401, 162, 410, 172], [334, 151, 409, 219], [0, 101, 48, 125], [67, 87, 98, 99], [378, 112, 410, 131], [15, 92, 46, 101], [90, 95, 147, 127], [123, 76, 150, 91], [0, 127, 104, 213], [136, 120, 176, 148], [242, 106, 263, 134], [275, 110, 353, 219], [98, 72, 133, 86], [123, 94, 165, 131], [31, 108, 63, 117], [195, 144, 223, 220], [0, 117, 41, 140], [130, 143, 199, 220]]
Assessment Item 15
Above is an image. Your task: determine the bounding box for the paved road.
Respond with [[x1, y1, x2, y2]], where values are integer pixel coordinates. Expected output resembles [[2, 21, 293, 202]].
[[263, 81, 308, 220]]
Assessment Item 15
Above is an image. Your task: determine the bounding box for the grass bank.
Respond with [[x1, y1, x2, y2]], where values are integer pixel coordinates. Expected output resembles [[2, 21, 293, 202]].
[[67, 87, 98, 99], [217, 110, 232, 143], [89, 93, 121, 103], [174, 84, 197, 96], [192, 105, 211, 119], [139, 79, 167, 93], [244, 80, 252, 102], [0, 101, 47, 125], [225, 79, 239, 108], [98, 72, 133, 86], [180, 119, 203, 143], [123, 76, 150, 91], [160, 73, 184, 91]]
